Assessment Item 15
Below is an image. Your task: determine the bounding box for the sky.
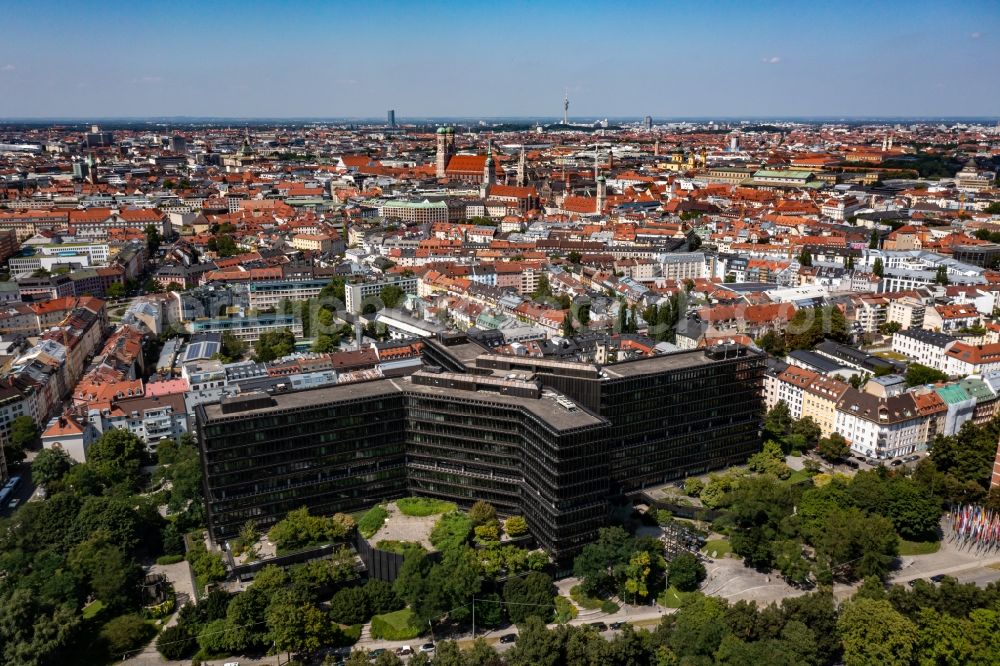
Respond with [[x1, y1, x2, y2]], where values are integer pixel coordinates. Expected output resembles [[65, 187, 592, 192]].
[[0, 0, 998, 119]]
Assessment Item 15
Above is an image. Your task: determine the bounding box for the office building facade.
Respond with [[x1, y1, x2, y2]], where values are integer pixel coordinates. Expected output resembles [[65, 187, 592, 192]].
[[196, 338, 764, 559]]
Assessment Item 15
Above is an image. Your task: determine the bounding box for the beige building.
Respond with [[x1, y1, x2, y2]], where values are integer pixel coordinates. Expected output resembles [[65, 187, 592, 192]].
[[291, 233, 334, 253], [887, 296, 926, 330], [801, 375, 850, 437]]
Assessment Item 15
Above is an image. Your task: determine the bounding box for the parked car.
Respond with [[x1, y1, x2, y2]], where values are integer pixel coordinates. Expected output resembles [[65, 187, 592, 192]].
[[930, 574, 946, 583], [589, 622, 609, 632], [890, 459, 903, 467], [8, 498, 18, 510], [844, 460, 860, 469], [904, 455, 920, 462], [368, 648, 386, 659], [610, 621, 629, 630], [396, 646, 413, 656], [500, 633, 517, 644], [420, 643, 435, 653]]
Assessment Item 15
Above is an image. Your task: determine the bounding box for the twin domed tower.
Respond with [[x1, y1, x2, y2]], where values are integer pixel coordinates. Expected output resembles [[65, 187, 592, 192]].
[[435, 126, 455, 178]]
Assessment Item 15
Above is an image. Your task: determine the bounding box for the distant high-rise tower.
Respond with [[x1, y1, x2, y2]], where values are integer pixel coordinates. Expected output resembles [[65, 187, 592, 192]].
[[387, 109, 396, 128], [729, 134, 739, 152], [517, 146, 527, 187], [644, 115, 652, 130], [563, 92, 569, 125]]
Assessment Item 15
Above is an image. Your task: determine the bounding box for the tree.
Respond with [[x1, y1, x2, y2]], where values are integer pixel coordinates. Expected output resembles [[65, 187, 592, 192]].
[[329, 586, 370, 625], [561, 309, 574, 337], [764, 402, 793, 443], [533, 273, 551, 300], [268, 507, 355, 551], [507, 616, 561, 666], [364, 579, 404, 615], [798, 249, 812, 267], [934, 265, 950, 285], [32, 447, 74, 487], [379, 284, 405, 309], [567, 251, 582, 264], [667, 551, 706, 592], [267, 600, 335, 658], [145, 224, 161, 255], [869, 229, 879, 249], [816, 432, 850, 462], [253, 327, 296, 363], [572, 526, 635, 596], [85, 428, 145, 491], [505, 515, 528, 538], [222, 586, 269, 653], [7, 415, 39, 464], [668, 594, 730, 659], [218, 332, 247, 362], [756, 330, 786, 357], [785, 305, 849, 351], [905, 362, 948, 387], [106, 282, 125, 299], [838, 597, 918, 666], [504, 571, 555, 624], [873, 257, 884, 277]]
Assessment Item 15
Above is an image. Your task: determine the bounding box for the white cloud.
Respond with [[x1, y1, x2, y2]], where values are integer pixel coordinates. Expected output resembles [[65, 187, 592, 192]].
[[970, 31, 982, 39], [132, 75, 162, 83], [761, 56, 781, 64], [1, 64, 15, 71]]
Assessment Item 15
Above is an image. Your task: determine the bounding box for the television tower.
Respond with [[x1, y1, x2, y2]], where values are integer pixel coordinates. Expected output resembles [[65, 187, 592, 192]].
[[563, 90, 569, 125]]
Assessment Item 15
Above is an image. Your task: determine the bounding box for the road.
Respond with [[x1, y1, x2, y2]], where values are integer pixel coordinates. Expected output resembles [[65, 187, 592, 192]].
[[0, 449, 40, 518]]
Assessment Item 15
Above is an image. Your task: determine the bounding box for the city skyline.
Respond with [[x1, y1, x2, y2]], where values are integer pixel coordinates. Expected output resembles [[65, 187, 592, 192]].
[[0, 0, 997, 119]]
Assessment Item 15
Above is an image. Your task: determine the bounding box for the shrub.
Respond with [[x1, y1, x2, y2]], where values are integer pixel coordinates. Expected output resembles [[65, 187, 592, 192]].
[[504, 515, 528, 538], [376, 540, 425, 555], [469, 500, 497, 526], [358, 504, 389, 538], [269, 507, 356, 553], [156, 554, 185, 565], [100, 613, 155, 658], [430, 511, 472, 551], [156, 623, 196, 660], [369, 609, 424, 640], [570, 584, 603, 610], [474, 520, 500, 543], [554, 595, 578, 623], [683, 478, 705, 497], [600, 600, 621, 614], [396, 497, 456, 517], [333, 624, 363, 647]]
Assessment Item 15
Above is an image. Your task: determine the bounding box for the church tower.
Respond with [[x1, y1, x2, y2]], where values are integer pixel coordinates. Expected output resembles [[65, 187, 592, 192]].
[[435, 127, 454, 179], [596, 174, 606, 214], [481, 140, 496, 197], [516, 146, 526, 187]]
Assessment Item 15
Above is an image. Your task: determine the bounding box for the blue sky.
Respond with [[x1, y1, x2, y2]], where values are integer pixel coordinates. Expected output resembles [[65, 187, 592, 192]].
[[0, 0, 997, 119]]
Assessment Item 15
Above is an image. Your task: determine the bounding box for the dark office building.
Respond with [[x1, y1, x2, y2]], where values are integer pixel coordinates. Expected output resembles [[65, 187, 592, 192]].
[[196, 338, 764, 559], [387, 109, 396, 128], [953, 244, 1000, 268]]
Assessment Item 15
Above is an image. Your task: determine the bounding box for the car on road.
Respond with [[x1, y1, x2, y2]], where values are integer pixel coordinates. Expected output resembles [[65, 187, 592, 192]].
[[499, 633, 517, 644], [420, 643, 435, 653], [904, 455, 920, 462], [396, 646, 413, 656], [930, 574, 946, 583], [224, 662, 239, 666], [890, 459, 903, 466], [844, 460, 859, 469], [589, 622, 609, 632]]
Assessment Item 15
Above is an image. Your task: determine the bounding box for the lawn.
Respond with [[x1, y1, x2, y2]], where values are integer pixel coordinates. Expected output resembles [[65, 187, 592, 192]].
[[396, 497, 457, 517], [899, 539, 941, 556], [370, 608, 424, 640], [82, 599, 105, 620], [358, 504, 389, 538], [783, 468, 812, 486], [376, 539, 426, 555], [657, 586, 694, 609], [702, 538, 732, 558]]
